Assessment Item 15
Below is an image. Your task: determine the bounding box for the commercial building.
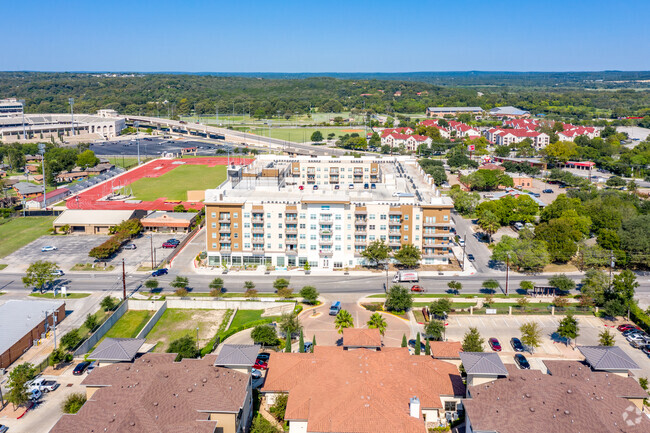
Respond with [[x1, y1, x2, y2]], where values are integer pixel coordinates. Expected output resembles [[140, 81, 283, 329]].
[[53, 209, 138, 234], [25, 187, 70, 209], [463, 360, 650, 433], [488, 106, 531, 118], [204, 156, 455, 270], [49, 352, 254, 433], [0, 98, 24, 117], [141, 211, 199, 233], [426, 106, 484, 118], [261, 346, 465, 432], [0, 300, 65, 369]]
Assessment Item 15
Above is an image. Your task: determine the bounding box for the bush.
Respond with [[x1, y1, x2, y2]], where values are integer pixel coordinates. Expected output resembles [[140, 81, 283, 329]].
[[174, 288, 189, 297], [145, 279, 159, 290], [251, 324, 279, 346], [384, 285, 413, 312], [100, 296, 118, 311], [209, 288, 223, 297], [61, 329, 82, 350], [62, 393, 87, 414], [277, 287, 293, 299], [269, 394, 288, 422], [167, 335, 199, 361]]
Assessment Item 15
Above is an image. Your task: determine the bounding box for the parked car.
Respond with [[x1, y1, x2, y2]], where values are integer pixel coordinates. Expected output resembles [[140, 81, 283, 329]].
[[630, 337, 650, 349], [618, 324, 641, 332], [642, 345, 650, 356], [251, 369, 263, 380], [467, 254, 475, 262], [488, 338, 502, 352], [51, 270, 64, 276], [253, 360, 268, 370], [349, 184, 354, 189], [298, 185, 304, 190], [329, 301, 341, 316], [622, 329, 644, 337], [514, 354, 530, 369], [162, 239, 180, 248], [542, 189, 553, 193], [151, 268, 169, 277], [86, 361, 97, 374], [123, 243, 137, 250], [41, 246, 57, 252], [313, 185, 318, 190], [371, 183, 376, 189], [334, 184, 340, 190], [408, 339, 426, 352], [28, 377, 59, 393], [29, 388, 42, 401], [256, 353, 270, 362], [0, 424, 8, 433], [410, 284, 425, 293], [510, 338, 525, 352], [626, 333, 648, 344], [532, 193, 541, 198], [303, 341, 313, 352], [364, 183, 369, 189], [73, 361, 91, 375], [458, 239, 465, 247]]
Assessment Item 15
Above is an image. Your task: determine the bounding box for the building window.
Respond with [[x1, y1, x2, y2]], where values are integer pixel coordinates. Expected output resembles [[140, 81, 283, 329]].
[[244, 212, 250, 218], [380, 235, 386, 241], [404, 235, 408, 241], [278, 213, 283, 218], [380, 225, 386, 230], [404, 215, 409, 220], [310, 245, 317, 250], [335, 225, 341, 230], [444, 401, 457, 412], [404, 225, 408, 230], [369, 214, 375, 219], [300, 213, 306, 219], [211, 222, 216, 228], [234, 233, 238, 238], [212, 232, 217, 239], [300, 234, 306, 239], [300, 223, 306, 229], [267, 213, 271, 218], [310, 214, 317, 220], [335, 235, 341, 241], [300, 244, 306, 249], [443, 215, 449, 221], [233, 213, 238, 218], [278, 223, 283, 229], [380, 214, 387, 220], [211, 212, 216, 218], [278, 244, 283, 249], [310, 224, 317, 230], [310, 234, 317, 240], [267, 233, 271, 239], [369, 225, 375, 230], [245, 233, 250, 238], [244, 222, 250, 228], [415, 214, 420, 220], [233, 223, 238, 228], [335, 214, 342, 220], [335, 245, 341, 251], [267, 223, 271, 228], [212, 243, 217, 248], [233, 243, 239, 249], [278, 234, 283, 239], [369, 235, 375, 241]]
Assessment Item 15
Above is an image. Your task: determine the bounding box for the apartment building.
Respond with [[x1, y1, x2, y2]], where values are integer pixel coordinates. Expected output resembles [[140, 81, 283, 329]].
[[205, 156, 454, 270]]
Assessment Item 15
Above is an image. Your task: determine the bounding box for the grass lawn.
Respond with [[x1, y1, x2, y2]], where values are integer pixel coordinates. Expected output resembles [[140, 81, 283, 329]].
[[71, 263, 116, 271], [369, 293, 524, 299], [107, 156, 152, 170], [0, 264, 7, 270], [146, 308, 228, 352], [130, 164, 227, 201], [103, 310, 154, 339], [249, 127, 364, 143], [228, 310, 265, 329], [0, 216, 56, 258], [413, 302, 477, 308], [29, 292, 90, 299]]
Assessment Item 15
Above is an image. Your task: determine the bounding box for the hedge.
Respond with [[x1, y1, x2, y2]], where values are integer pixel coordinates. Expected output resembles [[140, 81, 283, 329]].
[[630, 304, 650, 333], [89, 219, 143, 259]]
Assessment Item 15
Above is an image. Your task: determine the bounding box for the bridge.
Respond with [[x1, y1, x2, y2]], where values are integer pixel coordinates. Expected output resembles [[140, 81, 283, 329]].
[[120, 114, 348, 156]]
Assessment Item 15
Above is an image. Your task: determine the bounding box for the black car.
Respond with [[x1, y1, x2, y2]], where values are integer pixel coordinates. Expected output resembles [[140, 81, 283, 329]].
[[542, 189, 553, 193], [256, 352, 270, 362], [165, 238, 180, 245], [151, 268, 169, 277], [408, 339, 426, 352], [73, 361, 91, 375], [510, 338, 525, 352], [514, 354, 530, 369], [467, 254, 475, 262]]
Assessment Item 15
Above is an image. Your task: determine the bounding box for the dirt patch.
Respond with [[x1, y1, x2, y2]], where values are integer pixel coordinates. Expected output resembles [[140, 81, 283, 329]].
[[145, 309, 227, 352], [543, 263, 580, 273], [341, 129, 363, 133]]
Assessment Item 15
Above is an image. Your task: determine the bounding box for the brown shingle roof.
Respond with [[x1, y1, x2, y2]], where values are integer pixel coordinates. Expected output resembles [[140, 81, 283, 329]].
[[49, 353, 249, 433], [262, 346, 464, 433], [342, 328, 382, 347], [464, 361, 650, 433], [429, 341, 462, 359]]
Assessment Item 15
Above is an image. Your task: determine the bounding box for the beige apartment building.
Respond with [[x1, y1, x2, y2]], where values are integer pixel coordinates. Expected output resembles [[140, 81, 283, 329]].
[[205, 156, 454, 270]]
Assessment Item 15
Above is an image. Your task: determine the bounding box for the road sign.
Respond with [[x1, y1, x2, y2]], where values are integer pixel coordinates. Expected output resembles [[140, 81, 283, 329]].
[[468, 144, 475, 151], [486, 308, 497, 315]]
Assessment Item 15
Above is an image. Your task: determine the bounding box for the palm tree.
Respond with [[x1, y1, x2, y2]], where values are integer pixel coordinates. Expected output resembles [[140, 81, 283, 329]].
[[367, 312, 387, 336], [478, 210, 500, 243], [334, 309, 354, 334]]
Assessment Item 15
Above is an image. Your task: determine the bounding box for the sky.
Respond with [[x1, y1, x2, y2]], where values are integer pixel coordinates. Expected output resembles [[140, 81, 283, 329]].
[[1, 0, 649, 72]]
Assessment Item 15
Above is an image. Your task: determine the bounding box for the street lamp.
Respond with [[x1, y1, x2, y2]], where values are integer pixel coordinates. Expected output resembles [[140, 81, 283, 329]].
[[134, 121, 141, 165], [505, 252, 510, 295], [38, 143, 46, 210], [68, 98, 75, 136]]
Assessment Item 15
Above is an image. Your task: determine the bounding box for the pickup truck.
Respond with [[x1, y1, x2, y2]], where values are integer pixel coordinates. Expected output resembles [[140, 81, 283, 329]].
[[27, 377, 59, 393]]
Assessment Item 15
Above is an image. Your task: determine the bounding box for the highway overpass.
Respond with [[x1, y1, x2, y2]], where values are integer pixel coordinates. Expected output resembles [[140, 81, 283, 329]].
[[120, 114, 348, 156]]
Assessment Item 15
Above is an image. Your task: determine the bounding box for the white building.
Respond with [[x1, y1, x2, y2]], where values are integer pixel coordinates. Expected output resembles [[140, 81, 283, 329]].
[[0, 111, 125, 142], [0, 98, 24, 117]]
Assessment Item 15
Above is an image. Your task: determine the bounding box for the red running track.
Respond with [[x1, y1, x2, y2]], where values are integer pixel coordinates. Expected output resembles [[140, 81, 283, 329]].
[[65, 157, 253, 211]]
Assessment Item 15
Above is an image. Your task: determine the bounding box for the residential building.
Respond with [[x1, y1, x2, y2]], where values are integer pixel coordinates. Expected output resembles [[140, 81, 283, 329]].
[[13, 181, 42, 199], [493, 129, 549, 149], [448, 121, 481, 138], [426, 107, 483, 118], [418, 119, 451, 139], [429, 341, 463, 365], [488, 106, 531, 118], [459, 352, 508, 394], [463, 361, 650, 433], [53, 209, 139, 234], [342, 327, 382, 350], [49, 352, 254, 433], [141, 211, 198, 233], [87, 338, 146, 364], [261, 346, 465, 432], [577, 346, 640, 377], [0, 300, 65, 369], [214, 344, 261, 374], [0, 98, 24, 117], [204, 156, 455, 270], [25, 187, 70, 209]]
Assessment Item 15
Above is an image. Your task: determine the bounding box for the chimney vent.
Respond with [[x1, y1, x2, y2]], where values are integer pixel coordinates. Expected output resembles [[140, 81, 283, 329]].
[[409, 396, 420, 418]]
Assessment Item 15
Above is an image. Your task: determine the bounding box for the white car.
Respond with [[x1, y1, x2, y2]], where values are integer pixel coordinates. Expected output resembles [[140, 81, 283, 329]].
[[51, 270, 64, 276], [392, 192, 402, 197], [626, 334, 648, 344], [41, 246, 57, 252]]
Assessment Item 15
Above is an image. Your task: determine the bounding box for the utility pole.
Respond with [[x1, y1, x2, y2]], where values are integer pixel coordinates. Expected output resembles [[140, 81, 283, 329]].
[[52, 311, 57, 350], [461, 234, 466, 271], [505, 253, 510, 296], [38, 143, 46, 210], [122, 259, 126, 300], [608, 250, 615, 288], [68, 98, 75, 136], [150, 235, 154, 270]]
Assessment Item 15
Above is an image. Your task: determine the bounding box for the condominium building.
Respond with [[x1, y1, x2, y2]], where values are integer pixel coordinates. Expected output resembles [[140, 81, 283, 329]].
[[205, 156, 454, 270]]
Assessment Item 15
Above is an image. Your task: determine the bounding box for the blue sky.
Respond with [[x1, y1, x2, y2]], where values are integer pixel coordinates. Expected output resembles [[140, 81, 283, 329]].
[[1, 0, 649, 72]]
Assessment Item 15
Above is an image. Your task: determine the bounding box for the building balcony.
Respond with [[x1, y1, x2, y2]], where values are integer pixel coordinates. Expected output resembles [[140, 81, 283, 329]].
[[252, 227, 265, 234], [389, 210, 402, 216], [354, 239, 367, 246], [285, 226, 298, 234], [319, 250, 333, 257], [389, 240, 402, 247], [319, 229, 332, 236], [285, 248, 298, 255], [252, 217, 264, 223], [319, 218, 333, 225], [355, 228, 367, 235], [220, 247, 232, 253], [218, 216, 231, 223], [285, 217, 298, 223], [219, 227, 231, 233], [319, 238, 333, 245], [423, 222, 454, 228], [285, 238, 298, 244]]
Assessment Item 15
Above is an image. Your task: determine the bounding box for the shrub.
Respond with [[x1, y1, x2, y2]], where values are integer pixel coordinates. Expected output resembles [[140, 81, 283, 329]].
[[100, 296, 118, 311], [61, 329, 82, 350], [167, 335, 199, 361], [62, 393, 87, 414], [269, 394, 288, 422], [174, 288, 189, 297], [277, 287, 293, 299], [209, 288, 223, 297], [145, 279, 159, 290]]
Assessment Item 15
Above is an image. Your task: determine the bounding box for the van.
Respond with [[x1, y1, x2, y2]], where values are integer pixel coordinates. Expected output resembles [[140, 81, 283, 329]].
[[513, 222, 524, 231], [329, 301, 341, 316]]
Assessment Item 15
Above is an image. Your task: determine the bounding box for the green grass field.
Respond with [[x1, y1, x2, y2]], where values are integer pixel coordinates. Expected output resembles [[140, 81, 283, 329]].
[[249, 127, 365, 143], [229, 309, 265, 329], [0, 216, 56, 259], [29, 292, 90, 299], [146, 308, 228, 352], [130, 164, 227, 201], [103, 310, 154, 339]]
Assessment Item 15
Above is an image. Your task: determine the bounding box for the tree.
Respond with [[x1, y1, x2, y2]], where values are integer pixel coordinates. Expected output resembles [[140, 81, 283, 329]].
[[251, 414, 282, 433], [243, 280, 255, 290], [477, 210, 500, 243], [277, 287, 293, 299], [100, 296, 117, 312], [393, 244, 421, 268], [535, 219, 582, 263], [367, 312, 387, 336], [425, 319, 445, 341], [244, 288, 258, 299], [6, 362, 36, 409], [491, 236, 551, 272], [517, 297, 530, 310], [548, 274, 575, 293], [49, 347, 67, 366], [284, 333, 292, 352], [401, 334, 408, 347], [174, 288, 189, 297], [553, 296, 570, 309], [447, 280, 462, 294], [145, 279, 159, 290], [61, 329, 81, 350], [384, 285, 413, 312], [334, 309, 354, 334], [251, 325, 279, 346], [269, 394, 289, 422], [603, 299, 626, 317], [599, 329, 615, 346], [273, 278, 290, 292], [22, 260, 58, 293], [580, 269, 608, 306], [311, 335, 316, 353], [494, 145, 511, 157], [611, 269, 638, 304], [425, 339, 431, 355], [167, 335, 199, 361], [279, 312, 302, 339], [298, 330, 305, 353], [62, 392, 87, 414], [542, 141, 577, 164], [462, 327, 484, 352], [361, 240, 392, 267], [173, 204, 187, 212], [84, 313, 98, 332], [299, 286, 319, 304], [557, 313, 579, 346], [76, 149, 99, 169], [429, 299, 452, 317], [606, 176, 626, 187], [170, 276, 189, 289], [520, 280, 534, 293], [449, 189, 480, 216], [414, 332, 422, 355], [310, 131, 323, 142], [520, 322, 542, 353], [481, 279, 500, 294]]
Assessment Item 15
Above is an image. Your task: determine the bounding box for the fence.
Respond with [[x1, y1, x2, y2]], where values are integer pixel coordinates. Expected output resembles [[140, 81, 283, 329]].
[[73, 300, 129, 356], [165, 298, 295, 312], [135, 301, 167, 339]]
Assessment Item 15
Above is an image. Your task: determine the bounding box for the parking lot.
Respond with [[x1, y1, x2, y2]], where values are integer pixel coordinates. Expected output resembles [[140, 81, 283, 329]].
[[90, 137, 232, 157], [443, 314, 650, 377], [2, 233, 185, 273]]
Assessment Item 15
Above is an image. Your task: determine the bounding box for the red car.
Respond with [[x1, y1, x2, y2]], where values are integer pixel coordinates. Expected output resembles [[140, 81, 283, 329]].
[[254, 360, 268, 370], [410, 285, 425, 293], [488, 338, 502, 352], [618, 324, 641, 332], [298, 185, 304, 190], [162, 239, 180, 248]]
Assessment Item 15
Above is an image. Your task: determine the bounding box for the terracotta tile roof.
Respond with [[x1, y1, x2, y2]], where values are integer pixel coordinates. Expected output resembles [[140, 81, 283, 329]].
[[429, 341, 462, 359], [342, 328, 382, 347], [479, 163, 505, 171], [464, 361, 650, 433], [261, 346, 464, 433], [49, 353, 249, 433]]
